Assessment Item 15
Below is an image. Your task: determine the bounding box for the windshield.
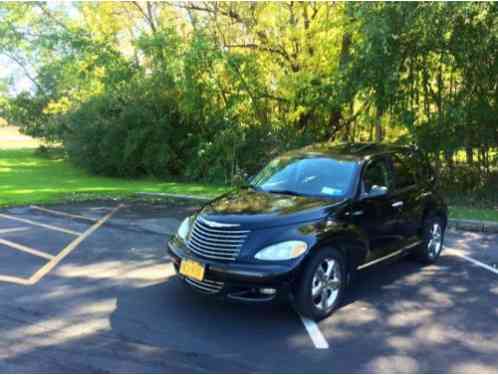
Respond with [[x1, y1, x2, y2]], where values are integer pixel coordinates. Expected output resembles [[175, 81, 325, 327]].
[[251, 155, 357, 198]]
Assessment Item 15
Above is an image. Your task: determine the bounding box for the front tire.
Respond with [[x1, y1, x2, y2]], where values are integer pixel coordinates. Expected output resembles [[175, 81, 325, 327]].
[[415, 216, 445, 264], [294, 248, 346, 321]]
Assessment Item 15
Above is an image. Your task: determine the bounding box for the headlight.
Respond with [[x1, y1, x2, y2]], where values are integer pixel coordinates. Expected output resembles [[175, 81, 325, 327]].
[[254, 240, 308, 261], [177, 217, 191, 241]]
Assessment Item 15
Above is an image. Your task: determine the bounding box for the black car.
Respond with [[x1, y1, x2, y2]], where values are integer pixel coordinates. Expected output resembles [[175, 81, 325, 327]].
[[167, 143, 447, 320]]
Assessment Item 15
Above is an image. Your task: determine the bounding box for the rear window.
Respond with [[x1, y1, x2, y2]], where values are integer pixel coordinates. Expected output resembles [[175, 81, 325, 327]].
[[392, 152, 417, 189]]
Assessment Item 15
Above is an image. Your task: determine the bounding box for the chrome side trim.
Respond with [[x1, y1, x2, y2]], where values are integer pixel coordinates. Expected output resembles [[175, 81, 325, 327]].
[[357, 241, 423, 270]]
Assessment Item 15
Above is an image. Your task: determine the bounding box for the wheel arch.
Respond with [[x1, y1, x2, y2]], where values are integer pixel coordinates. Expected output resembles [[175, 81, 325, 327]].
[[422, 205, 448, 230], [311, 235, 369, 282]]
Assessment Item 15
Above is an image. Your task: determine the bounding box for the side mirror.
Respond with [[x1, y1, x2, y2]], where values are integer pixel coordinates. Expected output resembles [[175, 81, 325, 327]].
[[364, 185, 388, 199]]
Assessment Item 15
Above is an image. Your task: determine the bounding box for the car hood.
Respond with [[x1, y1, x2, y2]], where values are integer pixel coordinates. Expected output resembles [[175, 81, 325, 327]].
[[197, 188, 346, 229]]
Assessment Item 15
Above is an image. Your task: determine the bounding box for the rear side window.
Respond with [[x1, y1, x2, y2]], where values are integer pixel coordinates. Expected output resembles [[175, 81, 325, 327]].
[[413, 150, 435, 181], [392, 153, 417, 189], [362, 158, 393, 194]]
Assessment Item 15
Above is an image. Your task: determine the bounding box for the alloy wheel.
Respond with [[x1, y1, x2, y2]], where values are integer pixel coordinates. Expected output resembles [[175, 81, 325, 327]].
[[311, 257, 342, 312], [427, 222, 442, 258]]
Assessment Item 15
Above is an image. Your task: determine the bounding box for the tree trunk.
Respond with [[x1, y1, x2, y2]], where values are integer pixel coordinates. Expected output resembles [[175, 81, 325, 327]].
[[445, 150, 454, 171], [466, 146, 473, 165], [434, 151, 442, 176], [375, 108, 383, 142]]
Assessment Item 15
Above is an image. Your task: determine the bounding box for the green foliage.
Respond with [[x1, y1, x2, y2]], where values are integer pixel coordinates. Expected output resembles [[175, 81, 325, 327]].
[[0, 2, 496, 189], [351, 3, 498, 173], [63, 73, 188, 178]]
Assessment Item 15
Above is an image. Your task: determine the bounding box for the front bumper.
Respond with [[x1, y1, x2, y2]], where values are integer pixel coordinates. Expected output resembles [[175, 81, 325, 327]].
[[167, 237, 304, 302]]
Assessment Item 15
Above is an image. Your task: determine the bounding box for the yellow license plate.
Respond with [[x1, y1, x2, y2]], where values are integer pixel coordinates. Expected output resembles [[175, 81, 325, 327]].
[[179, 259, 205, 281]]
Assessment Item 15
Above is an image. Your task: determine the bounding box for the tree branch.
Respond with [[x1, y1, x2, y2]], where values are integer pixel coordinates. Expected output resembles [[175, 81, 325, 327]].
[[132, 1, 157, 33], [1, 52, 45, 94], [222, 43, 291, 61]]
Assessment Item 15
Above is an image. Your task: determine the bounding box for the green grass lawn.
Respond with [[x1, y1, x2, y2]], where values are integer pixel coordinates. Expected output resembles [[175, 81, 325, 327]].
[[0, 126, 496, 222], [448, 206, 498, 223], [0, 148, 227, 207]]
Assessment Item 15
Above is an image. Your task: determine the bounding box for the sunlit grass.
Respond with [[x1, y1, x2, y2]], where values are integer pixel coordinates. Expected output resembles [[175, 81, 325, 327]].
[[449, 207, 498, 223], [1, 127, 496, 222], [0, 148, 227, 207], [2, 148, 496, 223]]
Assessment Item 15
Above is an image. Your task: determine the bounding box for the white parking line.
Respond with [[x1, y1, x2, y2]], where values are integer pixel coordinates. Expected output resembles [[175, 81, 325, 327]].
[[299, 314, 329, 349], [446, 247, 498, 276], [29, 204, 123, 284], [30, 205, 97, 222], [0, 204, 122, 285], [0, 214, 83, 236], [0, 274, 31, 285], [0, 227, 30, 234], [0, 238, 54, 260]]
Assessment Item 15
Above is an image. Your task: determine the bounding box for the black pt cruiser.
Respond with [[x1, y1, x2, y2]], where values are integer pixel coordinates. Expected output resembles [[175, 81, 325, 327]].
[[167, 143, 447, 320]]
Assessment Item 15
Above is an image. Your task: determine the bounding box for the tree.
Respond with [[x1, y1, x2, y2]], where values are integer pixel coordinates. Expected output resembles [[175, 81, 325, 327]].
[[0, 2, 496, 185]]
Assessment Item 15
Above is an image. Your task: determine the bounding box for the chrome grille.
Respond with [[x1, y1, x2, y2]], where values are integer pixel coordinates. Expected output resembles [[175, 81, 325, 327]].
[[187, 217, 249, 261], [184, 277, 224, 294]]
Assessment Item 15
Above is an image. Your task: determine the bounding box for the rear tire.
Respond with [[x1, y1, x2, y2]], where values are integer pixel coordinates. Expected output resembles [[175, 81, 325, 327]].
[[294, 248, 346, 321], [415, 216, 445, 264]]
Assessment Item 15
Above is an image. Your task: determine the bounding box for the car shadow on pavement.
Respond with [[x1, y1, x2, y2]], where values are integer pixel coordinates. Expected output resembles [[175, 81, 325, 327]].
[[2, 210, 497, 374], [109, 274, 308, 373], [106, 252, 498, 373], [315, 254, 498, 372], [2, 253, 497, 373]]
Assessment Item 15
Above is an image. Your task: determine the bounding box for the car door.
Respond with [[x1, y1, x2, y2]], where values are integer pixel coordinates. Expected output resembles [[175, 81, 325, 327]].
[[389, 152, 425, 246], [350, 156, 403, 262]]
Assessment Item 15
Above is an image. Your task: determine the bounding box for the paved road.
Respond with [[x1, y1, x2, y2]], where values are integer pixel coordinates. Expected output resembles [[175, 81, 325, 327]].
[[0, 201, 496, 373]]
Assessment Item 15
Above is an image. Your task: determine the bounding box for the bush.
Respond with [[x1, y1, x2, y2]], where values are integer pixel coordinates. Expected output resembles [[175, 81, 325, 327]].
[[61, 75, 297, 183], [63, 77, 194, 178], [441, 164, 498, 209]]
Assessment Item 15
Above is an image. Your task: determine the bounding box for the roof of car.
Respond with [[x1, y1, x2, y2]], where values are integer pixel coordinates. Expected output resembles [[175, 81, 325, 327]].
[[285, 142, 414, 162]]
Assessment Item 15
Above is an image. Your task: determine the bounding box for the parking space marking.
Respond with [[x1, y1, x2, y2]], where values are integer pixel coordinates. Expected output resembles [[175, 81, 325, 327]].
[[0, 213, 83, 236], [0, 227, 30, 234], [0, 274, 31, 285], [299, 314, 329, 349], [446, 247, 498, 276], [29, 204, 123, 285], [0, 238, 54, 260], [30, 205, 97, 222]]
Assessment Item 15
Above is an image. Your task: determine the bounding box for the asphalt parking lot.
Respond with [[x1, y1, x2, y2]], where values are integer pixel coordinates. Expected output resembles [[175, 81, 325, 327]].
[[0, 200, 496, 373]]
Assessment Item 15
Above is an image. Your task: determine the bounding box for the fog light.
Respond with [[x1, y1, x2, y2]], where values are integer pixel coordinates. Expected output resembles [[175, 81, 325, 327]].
[[260, 288, 276, 295]]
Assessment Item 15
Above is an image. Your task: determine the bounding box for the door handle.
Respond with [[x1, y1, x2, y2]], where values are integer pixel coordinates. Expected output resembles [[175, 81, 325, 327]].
[[392, 201, 404, 208], [352, 210, 364, 216]]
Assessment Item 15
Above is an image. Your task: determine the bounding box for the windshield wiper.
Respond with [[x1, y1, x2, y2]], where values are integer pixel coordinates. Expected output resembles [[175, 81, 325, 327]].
[[243, 183, 263, 192], [266, 189, 303, 196]]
